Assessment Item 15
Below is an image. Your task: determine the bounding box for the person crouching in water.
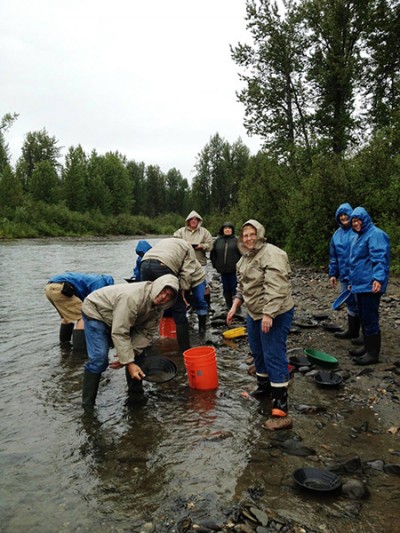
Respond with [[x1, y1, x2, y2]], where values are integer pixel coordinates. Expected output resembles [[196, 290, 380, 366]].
[[227, 220, 295, 430], [81, 274, 178, 409]]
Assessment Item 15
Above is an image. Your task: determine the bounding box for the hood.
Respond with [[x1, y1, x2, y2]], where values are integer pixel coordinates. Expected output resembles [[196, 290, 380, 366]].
[[100, 275, 115, 286], [150, 274, 179, 311], [185, 210, 203, 225], [335, 203, 353, 227], [351, 207, 373, 235], [237, 219, 266, 255], [135, 239, 152, 257], [218, 221, 235, 235]]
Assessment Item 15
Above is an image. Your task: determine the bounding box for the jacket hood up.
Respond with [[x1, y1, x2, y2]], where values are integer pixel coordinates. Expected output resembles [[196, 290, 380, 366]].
[[185, 210, 203, 226], [351, 207, 373, 235], [135, 240, 152, 257], [237, 219, 266, 256], [335, 202, 353, 227], [150, 274, 179, 311], [218, 221, 235, 235]]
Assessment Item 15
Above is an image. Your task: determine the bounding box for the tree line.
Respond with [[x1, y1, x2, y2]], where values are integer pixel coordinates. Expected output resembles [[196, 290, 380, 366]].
[[1, 0, 400, 272]]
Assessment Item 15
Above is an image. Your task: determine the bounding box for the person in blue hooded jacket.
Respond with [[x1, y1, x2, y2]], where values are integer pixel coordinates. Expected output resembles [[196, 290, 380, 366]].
[[328, 203, 360, 341], [132, 240, 152, 281], [348, 207, 390, 365], [45, 272, 114, 348]]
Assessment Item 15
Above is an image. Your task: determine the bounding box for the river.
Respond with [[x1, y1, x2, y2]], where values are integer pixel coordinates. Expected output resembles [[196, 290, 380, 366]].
[[0, 238, 399, 533]]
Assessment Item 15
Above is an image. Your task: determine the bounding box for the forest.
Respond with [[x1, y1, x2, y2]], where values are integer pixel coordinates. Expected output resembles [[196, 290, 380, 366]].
[[1, 0, 400, 270]]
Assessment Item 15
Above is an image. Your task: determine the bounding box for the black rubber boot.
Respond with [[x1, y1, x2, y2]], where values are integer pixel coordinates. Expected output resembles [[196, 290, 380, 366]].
[[176, 323, 191, 353], [72, 329, 87, 352], [223, 291, 233, 310], [198, 314, 207, 336], [82, 371, 101, 409], [353, 333, 381, 365], [351, 334, 364, 346], [205, 292, 213, 314], [59, 322, 74, 342], [335, 315, 360, 339], [250, 375, 271, 399], [271, 386, 288, 417], [349, 345, 366, 357]]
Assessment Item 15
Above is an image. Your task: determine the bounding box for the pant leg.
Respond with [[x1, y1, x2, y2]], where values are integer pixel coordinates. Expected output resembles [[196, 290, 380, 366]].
[[356, 293, 381, 335], [191, 281, 208, 316], [246, 315, 268, 375], [260, 307, 294, 385], [83, 315, 111, 373]]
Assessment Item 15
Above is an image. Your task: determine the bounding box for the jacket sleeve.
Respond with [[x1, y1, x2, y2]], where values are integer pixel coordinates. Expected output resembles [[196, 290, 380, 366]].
[[179, 249, 201, 291], [328, 236, 339, 278], [369, 232, 390, 284], [173, 228, 184, 238], [262, 254, 292, 318], [201, 229, 213, 252], [129, 317, 159, 360]]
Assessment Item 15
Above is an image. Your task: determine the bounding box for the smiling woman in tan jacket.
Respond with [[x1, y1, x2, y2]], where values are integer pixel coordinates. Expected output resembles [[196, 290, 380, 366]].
[[227, 220, 295, 430]]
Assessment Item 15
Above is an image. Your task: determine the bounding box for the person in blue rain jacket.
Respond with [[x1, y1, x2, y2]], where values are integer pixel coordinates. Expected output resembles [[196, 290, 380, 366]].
[[328, 202, 359, 341], [132, 240, 153, 281], [348, 207, 390, 366], [45, 272, 114, 345]]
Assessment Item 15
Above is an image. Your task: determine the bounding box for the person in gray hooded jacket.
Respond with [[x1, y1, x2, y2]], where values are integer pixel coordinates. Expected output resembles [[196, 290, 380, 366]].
[[81, 274, 178, 409], [227, 220, 294, 431]]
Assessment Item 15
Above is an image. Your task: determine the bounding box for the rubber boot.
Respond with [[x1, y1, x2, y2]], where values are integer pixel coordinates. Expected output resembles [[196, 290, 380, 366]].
[[125, 367, 146, 406], [349, 345, 366, 357], [223, 291, 233, 311], [353, 333, 380, 365], [73, 329, 87, 352], [198, 314, 207, 336], [59, 322, 74, 342], [176, 323, 191, 353], [335, 315, 360, 339], [250, 375, 271, 399], [271, 386, 288, 417], [82, 371, 101, 409], [205, 292, 213, 314], [351, 333, 364, 346]]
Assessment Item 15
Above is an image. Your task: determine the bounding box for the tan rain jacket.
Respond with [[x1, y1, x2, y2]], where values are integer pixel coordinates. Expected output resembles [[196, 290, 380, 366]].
[[142, 238, 206, 291], [173, 210, 213, 266], [82, 274, 179, 364], [236, 219, 294, 320]]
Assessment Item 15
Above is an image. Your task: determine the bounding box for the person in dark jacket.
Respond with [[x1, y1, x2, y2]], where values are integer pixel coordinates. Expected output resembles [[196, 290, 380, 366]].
[[45, 272, 114, 349], [349, 207, 390, 365], [210, 222, 241, 310], [328, 203, 360, 341]]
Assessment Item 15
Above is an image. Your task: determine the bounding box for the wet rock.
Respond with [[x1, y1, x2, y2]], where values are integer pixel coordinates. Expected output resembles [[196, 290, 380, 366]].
[[282, 439, 317, 457], [262, 417, 293, 431], [176, 516, 192, 533], [249, 507, 269, 527], [365, 459, 384, 471], [341, 479, 367, 499], [383, 463, 400, 475], [294, 404, 327, 414], [331, 456, 363, 475]]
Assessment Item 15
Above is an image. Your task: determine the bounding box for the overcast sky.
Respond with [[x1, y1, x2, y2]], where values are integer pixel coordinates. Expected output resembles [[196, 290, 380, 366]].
[[1, 0, 263, 182]]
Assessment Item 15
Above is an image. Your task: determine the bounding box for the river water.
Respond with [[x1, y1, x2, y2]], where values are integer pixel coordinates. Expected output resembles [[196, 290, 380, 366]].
[[1, 238, 399, 533]]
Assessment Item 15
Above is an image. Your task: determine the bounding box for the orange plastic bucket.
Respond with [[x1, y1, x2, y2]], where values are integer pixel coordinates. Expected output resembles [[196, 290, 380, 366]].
[[159, 317, 176, 338], [183, 346, 218, 390]]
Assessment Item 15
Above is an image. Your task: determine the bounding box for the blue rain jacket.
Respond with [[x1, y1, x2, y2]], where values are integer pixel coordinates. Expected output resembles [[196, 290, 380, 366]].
[[48, 272, 114, 301], [349, 207, 390, 293], [133, 240, 153, 280], [329, 203, 356, 282]]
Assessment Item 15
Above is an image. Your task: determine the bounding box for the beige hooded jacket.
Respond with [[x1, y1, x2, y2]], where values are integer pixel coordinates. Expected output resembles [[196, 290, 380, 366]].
[[82, 274, 179, 364], [173, 210, 213, 266], [236, 220, 294, 320], [141, 238, 206, 291]]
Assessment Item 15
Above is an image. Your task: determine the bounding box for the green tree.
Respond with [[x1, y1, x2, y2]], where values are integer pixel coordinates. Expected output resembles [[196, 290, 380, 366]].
[[62, 145, 88, 212], [126, 160, 146, 215], [165, 168, 190, 215], [0, 113, 19, 174], [0, 164, 24, 214], [16, 129, 61, 191], [231, 0, 311, 163], [86, 150, 112, 215], [144, 165, 166, 217], [29, 160, 60, 204], [100, 152, 132, 215]]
